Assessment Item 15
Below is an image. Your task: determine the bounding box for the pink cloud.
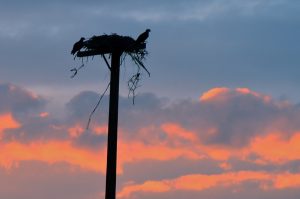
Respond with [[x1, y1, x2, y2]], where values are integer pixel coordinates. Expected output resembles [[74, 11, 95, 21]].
[[200, 87, 271, 103], [2, 83, 300, 199], [200, 87, 230, 101], [161, 123, 198, 143], [0, 141, 106, 172], [249, 132, 300, 164], [118, 171, 300, 198], [0, 113, 20, 139]]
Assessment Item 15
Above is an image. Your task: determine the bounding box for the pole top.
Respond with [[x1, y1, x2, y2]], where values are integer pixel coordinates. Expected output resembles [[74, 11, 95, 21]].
[[71, 33, 147, 58]]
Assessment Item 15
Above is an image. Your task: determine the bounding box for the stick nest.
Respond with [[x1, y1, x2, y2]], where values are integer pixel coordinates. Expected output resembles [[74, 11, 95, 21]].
[[76, 34, 147, 57]]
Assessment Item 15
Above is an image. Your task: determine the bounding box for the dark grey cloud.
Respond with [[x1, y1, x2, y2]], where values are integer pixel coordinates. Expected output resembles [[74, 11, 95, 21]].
[[65, 90, 168, 132], [2, 81, 300, 149], [120, 158, 223, 184], [73, 130, 107, 150], [66, 90, 109, 122], [0, 82, 70, 142], [166, 89, 300, 146], [0, 83, 45, 115], [3, 117, 68, 143], [63, 86, 300, 148]]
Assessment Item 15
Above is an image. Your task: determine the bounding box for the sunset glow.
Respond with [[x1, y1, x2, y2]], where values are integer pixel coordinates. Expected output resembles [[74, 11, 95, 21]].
[[1, 83, 300, 199], [200, 87, 229, 101], [0, 141, 106, 172], [1, 1, 300, 198], [118, 171, 300, 198], [0, 113, 20, 138]]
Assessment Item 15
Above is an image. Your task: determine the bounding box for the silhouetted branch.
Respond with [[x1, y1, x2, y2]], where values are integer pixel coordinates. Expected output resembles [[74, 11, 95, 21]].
[[102, 54, 111, 70], [128, 53, 150, 77], [86, 82, 111, 130], [70, 63, 85, 78], [128, 72, 141, 104]]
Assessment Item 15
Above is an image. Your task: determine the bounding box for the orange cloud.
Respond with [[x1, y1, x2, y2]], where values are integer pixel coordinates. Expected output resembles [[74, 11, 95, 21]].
[[132, 123, 246, 163], [161, 123, 198, 143], [235, 88, 271, 103], [141, 122, 300, 167], [198, 130, 300, 169], [118, 171, 300, 198], [219, 162, 232, 170], [92, 125, 108, 135], [274, 173, 300, 189], [200, 87, 229, 101], [201, 145, 234, 161], [68, 124, 107, 138], [117, 140, 202, 173], [0, 135, 203, 175], [0, 141, 106, 173], [159, 121, 300, 167], [200, 87, 272, 103], [196, 131, 300, 164], [2, 119, 300, 182], [159, 122, 300, 165], [0, 121, 203, 174], [173, 171, 270, 190], [68, 124, 85, 138], [0, 113, 20, 138], [117, 180, 171, 198], [160, 123, 242, 161], [249, 133, 300, 164]]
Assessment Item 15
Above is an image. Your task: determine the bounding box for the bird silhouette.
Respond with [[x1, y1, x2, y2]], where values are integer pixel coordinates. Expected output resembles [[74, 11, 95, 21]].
[[71, 37, 85, 55], [135, 29, 150, 44]]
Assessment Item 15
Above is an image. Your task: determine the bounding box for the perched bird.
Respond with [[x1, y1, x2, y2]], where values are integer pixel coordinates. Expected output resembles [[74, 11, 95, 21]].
[[71, 37, 85, 55], [135, 29, 150, 44]]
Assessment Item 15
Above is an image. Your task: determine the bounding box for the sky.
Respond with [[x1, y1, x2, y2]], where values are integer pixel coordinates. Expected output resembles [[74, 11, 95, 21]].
[[1, 0, 300, 198]]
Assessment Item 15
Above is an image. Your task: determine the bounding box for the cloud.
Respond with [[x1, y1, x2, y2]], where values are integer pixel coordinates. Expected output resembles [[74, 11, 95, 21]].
[[0, 161, 105, 199], [1, 83, 300, 199], [200, 87, 230, 101], [117, 171, 300, 198], [1, 0, 300, 198], [117, 138, 202, 174], [0, 132, 201, 175], [66, 91, 167, 133], [66, 91, 109, 122], [169, 87, 300, 147], [0, 113, 20, 139], [249, 133, 300, 164], [0, 83, 45, 115], [3, 84, 300, 171], [161, 123, 198, 143], [0, 140, 106, 172]]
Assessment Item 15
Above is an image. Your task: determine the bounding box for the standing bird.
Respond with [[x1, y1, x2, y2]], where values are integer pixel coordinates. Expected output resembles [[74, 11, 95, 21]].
[[71, 37, 85, 55], [135, 29, 151, 44]]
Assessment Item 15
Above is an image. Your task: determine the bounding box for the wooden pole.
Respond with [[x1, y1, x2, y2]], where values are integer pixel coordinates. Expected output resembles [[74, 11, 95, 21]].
[[105, 51, 121, 199]]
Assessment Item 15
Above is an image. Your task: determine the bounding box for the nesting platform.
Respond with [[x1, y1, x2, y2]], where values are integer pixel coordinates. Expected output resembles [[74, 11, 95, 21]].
[[75, 34, 146, 57]]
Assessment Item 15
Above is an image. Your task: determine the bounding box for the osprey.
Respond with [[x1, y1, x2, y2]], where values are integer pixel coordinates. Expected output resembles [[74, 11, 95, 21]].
[[71, 37, 85, 55], [135, 29, 151, 44]]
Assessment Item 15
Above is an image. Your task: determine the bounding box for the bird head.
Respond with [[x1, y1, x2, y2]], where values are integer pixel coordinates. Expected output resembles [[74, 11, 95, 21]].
[[146, 29, 151, 33], [80, 37, 85, 41]]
